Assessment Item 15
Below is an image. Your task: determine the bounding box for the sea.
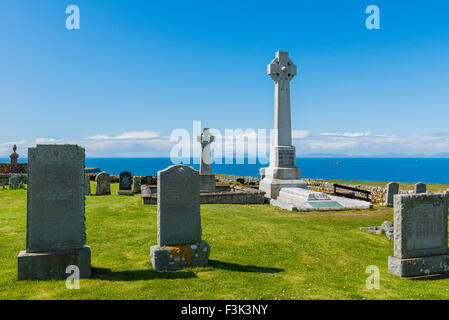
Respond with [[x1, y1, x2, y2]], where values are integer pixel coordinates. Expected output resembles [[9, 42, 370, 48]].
[[3, 157, 449, 184]]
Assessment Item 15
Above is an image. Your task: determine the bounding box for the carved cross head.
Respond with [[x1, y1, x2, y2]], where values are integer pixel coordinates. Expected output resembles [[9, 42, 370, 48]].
[[197, 128, 215, 147], [267, 51, 297, 82]]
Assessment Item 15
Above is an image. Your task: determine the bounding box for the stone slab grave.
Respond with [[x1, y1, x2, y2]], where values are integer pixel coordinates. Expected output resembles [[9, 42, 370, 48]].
[[384, 182, 399, 206], [150, 165, 210, 271], [95, 172, 111, 195], [414, 182, 426, 194], [271, 187, 372, 211], [388, 193, 449, 278], [17, 144, 91, 280], [117, 171, 133, 195], [259, 51, 307, 199], [197, 128, 216, 191]]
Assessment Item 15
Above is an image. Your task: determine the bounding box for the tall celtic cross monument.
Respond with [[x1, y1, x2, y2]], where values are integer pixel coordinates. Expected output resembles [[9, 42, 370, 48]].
[[197, 128, 216, 191], [259, 51, 306, 199]]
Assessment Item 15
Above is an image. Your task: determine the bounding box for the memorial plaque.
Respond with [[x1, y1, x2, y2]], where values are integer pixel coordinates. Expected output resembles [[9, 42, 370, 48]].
[[394, 193, 449, 259], [26, 145, 85, 252], [278, 148, 295, 168], [157, 165, 201, 246]]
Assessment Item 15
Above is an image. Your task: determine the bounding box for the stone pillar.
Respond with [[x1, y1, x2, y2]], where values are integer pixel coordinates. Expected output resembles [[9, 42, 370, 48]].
[[384, 182, 399, 207], [17, 144, 91, 280], [259, 51, 306, 199], [197, 128, 216, 191]]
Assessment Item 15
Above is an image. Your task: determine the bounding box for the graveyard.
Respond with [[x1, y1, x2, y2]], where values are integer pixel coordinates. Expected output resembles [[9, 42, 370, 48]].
[[2, 180, 449, 299]]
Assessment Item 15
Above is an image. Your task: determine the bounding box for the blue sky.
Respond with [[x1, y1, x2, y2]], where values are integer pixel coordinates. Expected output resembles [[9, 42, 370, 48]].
[[1, 0, 448, 157]]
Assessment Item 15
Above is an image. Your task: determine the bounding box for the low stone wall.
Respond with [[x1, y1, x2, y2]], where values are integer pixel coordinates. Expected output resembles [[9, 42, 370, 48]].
[[304, 179, 411, 204], [0, 163, 27, 174], [142, 184, 264, 205]]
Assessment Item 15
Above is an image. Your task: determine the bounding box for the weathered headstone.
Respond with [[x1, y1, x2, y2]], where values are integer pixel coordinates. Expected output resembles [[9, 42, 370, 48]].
[[197, 128, 216, 191], [118, 171, 133, 195], [84, 174, 91, 195], [259, 51, 306, 199], [95, 172, 111, 195], [133, 176, 141, 194], [384, 182, 399, 207], [388, 193, 449, 278], [414, 182, 426, 194], [9, 144, 19, 173], [9, 174, 20, 188], [150, 165, 210, 271], [17, 144, 91, 280]]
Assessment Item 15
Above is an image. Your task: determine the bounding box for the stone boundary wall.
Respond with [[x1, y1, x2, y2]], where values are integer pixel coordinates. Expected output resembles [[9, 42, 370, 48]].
[[0, 163, 28, 174], [304, 179, 411, 204]]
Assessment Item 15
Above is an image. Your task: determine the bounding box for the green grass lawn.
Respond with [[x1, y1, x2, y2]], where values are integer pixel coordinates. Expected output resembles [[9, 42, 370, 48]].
[[1, 182, 449, 300]]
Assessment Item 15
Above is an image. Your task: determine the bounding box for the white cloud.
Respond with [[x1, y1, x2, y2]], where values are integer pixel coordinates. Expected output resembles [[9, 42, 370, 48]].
[[320, 131, 371, 137], [88, 131, 160, 140], [292, 130, 309, 139]]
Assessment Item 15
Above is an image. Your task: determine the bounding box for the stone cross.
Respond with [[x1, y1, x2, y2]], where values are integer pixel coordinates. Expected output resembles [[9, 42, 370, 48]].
[[268, 51, 297, 146], [197, 128, 215, 174]]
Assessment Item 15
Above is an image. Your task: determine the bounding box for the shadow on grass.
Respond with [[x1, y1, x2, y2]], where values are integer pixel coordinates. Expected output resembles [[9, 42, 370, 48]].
[[91, 267, 197, 281], [208, 260, 284, 273]]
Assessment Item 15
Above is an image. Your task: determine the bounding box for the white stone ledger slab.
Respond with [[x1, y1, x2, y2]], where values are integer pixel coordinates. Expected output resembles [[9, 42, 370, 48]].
[[271, 187, 373, 211], [259, 51, 306, 199]]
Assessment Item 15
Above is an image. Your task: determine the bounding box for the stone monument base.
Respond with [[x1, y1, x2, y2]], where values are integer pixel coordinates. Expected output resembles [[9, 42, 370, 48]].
[[117, 190, 134, 196], [17, 246, 91, 280], [388, 254, 449, 278], [259, 166, 307, 199], [200, 174, 216, 191], [150, 240, 210, 271]]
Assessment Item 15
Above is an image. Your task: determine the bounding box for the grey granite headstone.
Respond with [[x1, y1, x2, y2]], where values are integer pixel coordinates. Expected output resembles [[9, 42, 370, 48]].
[[84, 174, 91, 195], [388, 193, 449, 278], [9, 174, 20, 188], [17, 144, 91, 280], [133, 176, 141, 194], [384, 182, 399, 207], [150, 165, 210, 270], [414, 182, 426, 194], [95, 172, 111, 195], [118, 171, 133, 195]]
